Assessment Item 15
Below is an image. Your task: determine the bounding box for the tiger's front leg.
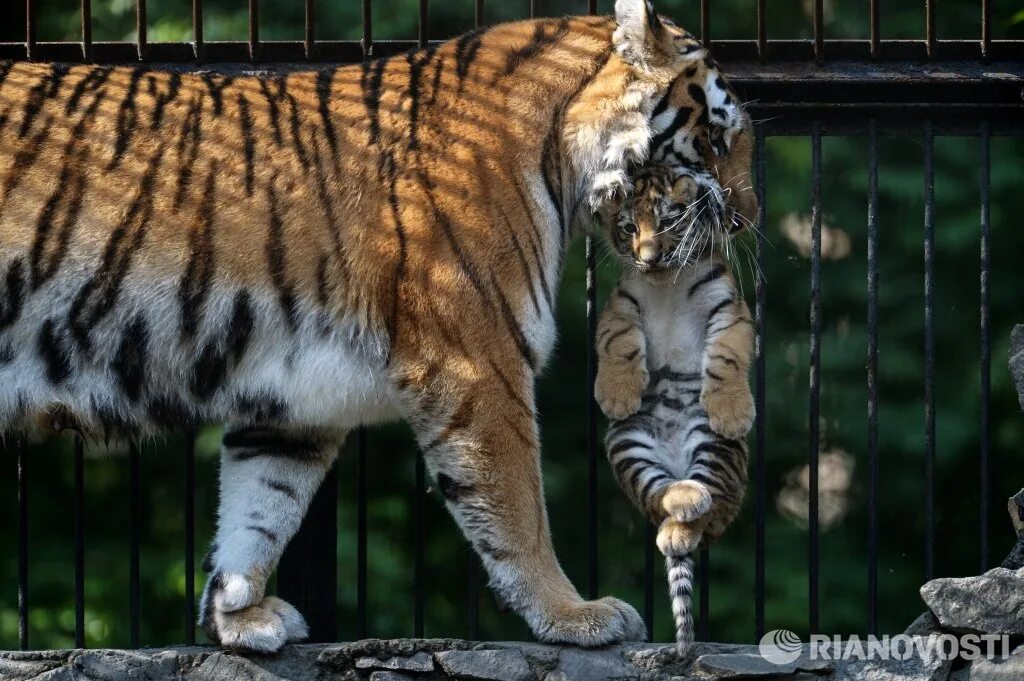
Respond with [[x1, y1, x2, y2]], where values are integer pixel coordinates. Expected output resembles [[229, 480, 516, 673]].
[[199, 426, 344, 653], [700, 291, 755, 440], [400, 356, 647, 647], [595, 286, 649, 420]]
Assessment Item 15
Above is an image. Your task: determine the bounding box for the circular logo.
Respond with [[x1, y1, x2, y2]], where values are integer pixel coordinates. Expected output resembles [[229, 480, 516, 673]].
[[759, 629, 803, 665]]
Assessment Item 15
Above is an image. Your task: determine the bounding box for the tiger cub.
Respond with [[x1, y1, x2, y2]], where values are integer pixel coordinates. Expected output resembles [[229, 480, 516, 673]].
[[596, 164, 754, 653]]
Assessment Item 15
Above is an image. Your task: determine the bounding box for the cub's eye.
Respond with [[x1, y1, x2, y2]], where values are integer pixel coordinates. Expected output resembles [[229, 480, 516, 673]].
[[620, 223, 638, 236]]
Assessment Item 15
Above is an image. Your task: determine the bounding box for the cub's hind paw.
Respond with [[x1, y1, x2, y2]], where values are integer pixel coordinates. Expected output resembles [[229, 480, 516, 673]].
[[657, 519, 703, 557], [661, 480, 712, 522], [596, 365, 648, 420], [203, 596, 309, 653], [701, 384, 755, 440]]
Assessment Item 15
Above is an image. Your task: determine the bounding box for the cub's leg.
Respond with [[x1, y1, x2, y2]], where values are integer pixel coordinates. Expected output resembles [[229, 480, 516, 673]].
[[595, 287, 648, 420], [199, 426, 344, 653], [400, 359, 646, 647], [701, 290, 755, 440]]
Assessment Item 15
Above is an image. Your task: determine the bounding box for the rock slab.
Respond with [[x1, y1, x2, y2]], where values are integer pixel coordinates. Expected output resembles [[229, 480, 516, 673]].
[[1011, 325, 1024, 410], [920, 567, 1024, 635], [435, 648, 532, 681]]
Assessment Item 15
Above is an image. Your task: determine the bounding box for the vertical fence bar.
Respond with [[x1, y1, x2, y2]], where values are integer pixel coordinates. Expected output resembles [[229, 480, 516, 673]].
[[923, 121, 936, 582], [866, 120, 880, 637], [356, 430, 368, 638], [644, 524, 654, 642], [757, 0, 767, 61], [184, 435, 196, 645], [476, 1, 484, 27], [129, 444, 141, 648], [81, 0, 92, 62], [870, 0, 880, 59], [813, 0, 824, 63], [136, 0, 147, 61], [530, 0, 537, 18], [25, 0, 35, 60], [74, 437, 85, 648], [809, 123, 822, 636], [304, 0, 315, 60], [586, 236, 599, 600], [979, 121, 991, 573], [981, 0, 991, 61], [588, 0, 596, 16], [754, 130, 767, 641], [922, 121, 937, 582], [700, 0, 710, 44], [248, 0, 259, 62], [192, 0, 204, 61], [18, 442, 28, 650], [698, 546, 709, 641], [925, 0, 935, 59]]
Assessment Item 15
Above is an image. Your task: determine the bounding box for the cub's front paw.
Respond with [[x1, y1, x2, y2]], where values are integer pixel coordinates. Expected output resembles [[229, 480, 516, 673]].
[[657, 518, 704, 557], [701, 383, 755, 440], [535, 597, 647, 647], [596, 365, 648, 420], [661, 480, 712, 523]]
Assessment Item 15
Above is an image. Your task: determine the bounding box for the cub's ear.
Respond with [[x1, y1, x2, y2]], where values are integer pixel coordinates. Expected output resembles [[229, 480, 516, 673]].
[[614, 0, 669, 67]]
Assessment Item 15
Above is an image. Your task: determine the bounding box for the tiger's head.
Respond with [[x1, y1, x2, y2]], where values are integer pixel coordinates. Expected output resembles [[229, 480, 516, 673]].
[[571, 0, 756, 237], [605, 163, 735, 273]]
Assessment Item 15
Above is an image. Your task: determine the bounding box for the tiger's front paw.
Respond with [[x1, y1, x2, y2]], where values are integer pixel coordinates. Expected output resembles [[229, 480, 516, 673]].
[[657, 518, 704, 557], [661, 480, 712, 523], [701, 383, 755, 440], [203, 596, 309, 653], [534, 597, 647, 647], [596, 364, 648, 420]]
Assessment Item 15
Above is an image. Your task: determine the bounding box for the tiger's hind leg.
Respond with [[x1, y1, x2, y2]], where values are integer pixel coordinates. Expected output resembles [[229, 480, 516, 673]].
[[199, 426, 344, 653]]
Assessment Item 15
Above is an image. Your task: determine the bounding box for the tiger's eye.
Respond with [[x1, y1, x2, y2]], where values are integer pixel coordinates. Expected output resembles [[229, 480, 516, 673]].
[[620, 223, 638, 236]]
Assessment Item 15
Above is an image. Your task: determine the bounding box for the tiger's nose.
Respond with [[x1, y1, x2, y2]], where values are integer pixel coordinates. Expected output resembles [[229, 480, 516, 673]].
[[637, 242, 661, 265]]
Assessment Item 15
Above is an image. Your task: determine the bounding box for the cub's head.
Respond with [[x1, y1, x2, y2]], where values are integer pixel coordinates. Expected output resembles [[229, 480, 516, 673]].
[[605, 163, 736, 273], [592, 0, 757, 231]]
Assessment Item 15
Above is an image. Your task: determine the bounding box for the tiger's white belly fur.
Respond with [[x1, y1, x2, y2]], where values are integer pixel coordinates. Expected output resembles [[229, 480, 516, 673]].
[[0, 268, 401, 434]]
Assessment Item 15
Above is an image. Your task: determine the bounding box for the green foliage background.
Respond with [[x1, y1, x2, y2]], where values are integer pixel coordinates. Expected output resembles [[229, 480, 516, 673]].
[[2, 0, 1023, 651]]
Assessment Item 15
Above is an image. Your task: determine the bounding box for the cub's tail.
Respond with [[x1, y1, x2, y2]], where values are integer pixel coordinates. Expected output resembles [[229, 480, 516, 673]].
[[666, 552, 696, 654]]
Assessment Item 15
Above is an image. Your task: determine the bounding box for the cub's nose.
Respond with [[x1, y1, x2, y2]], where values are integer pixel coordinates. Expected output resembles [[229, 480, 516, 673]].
[[637, 242, 661, 266]]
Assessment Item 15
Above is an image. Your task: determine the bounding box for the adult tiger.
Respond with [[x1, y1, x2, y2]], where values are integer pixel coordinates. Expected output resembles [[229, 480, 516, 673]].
[[0, 0, 754, 652]]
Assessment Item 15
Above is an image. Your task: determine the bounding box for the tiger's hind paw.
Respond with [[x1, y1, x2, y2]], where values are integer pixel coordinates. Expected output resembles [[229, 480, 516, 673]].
[[202, 595, 308, 653], [657, 519, 703, 557], [661, 480, 712, 523]]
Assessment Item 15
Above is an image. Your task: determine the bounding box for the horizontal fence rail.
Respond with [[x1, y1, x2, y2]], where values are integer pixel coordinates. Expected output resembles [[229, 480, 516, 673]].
[[2, 0, 1023, 652]]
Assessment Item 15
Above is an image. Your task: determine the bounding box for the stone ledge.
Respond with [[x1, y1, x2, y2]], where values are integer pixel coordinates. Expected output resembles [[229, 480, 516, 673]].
[[0, 638, 966, 681]]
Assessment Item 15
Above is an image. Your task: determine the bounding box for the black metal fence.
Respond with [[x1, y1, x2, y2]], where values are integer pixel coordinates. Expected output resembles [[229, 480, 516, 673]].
[[3, 0, 1024, 652]]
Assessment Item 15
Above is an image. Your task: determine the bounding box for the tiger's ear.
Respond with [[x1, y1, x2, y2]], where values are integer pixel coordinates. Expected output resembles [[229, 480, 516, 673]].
[[614, 0, 670, 67]]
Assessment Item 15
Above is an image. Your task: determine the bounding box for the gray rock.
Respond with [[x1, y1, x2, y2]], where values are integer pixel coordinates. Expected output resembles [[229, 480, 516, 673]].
[[369, 672, 418, 681], [549, 646, 641, 681], [693, 652, 831, 678], [920, 567, 1024, 635], [905, 610, 943, 636], [0, 655, 63, 681], [969, 644, 1024, 680], [435, 649, 533, 681], [189, 652, 288, 681], [833, 654, 952, 681], [1011, 325, 1024, 410], [355, 652, 434, 673]]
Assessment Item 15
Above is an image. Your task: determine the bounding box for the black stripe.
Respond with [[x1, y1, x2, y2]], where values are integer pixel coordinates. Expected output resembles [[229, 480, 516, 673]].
[[224, 428, 322, 460], [237, 94, 255, 196], [246, 526, 279, 543], [613, 456, 652, 482], [454, 28, 485, 90], [640, 472, 670, 502], [149, 72, 181, 129], [191, 341, 229, 400], [260, 477, 298, 501], [506, 227, 541, 317], [2, 114, 54, 206], [226, 290, 255, 363], [179, 162, 217, 339], [707, 298, 732, 319], [688, 264, 726, 298], [107, 67, 147, 171], [502, 19, 569, 79], [486, 357, 531, 415], [361, 59, 387, 147], [437, 473, 474, 503], [689, 82, 709, 126], [69, 143, 166, 350], [38, 319, 72, 385], [406, 47, 435, 151], [172, 94, 203, 211], [709, 353, 740, 369], [287, 93, 311, 171], [609, 438, 653, 457], [651, 91, 671, 119], [650, 106, 693, 154], [18, 64, 69, 138], [265, 179, 299, 332], [258, 77, 286, 146], [491, 274, 537, 371], [0, 259, 26, 329], [0, 61, 13, 93], [317, 68, 339, 161], [113, 315, 148, 402], [201, 74, 234, 116], [384, 153, 408, 351], [603, 326, 632, 352], [617, 290, 642, 311], [65, 66, 112, 116]]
